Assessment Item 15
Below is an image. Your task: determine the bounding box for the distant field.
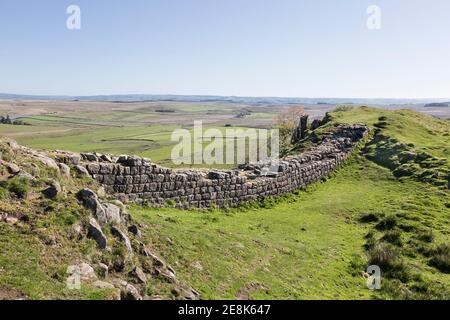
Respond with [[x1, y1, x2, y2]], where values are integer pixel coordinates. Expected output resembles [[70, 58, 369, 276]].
[[0, 99, 449, 169], [0, 100, 282, 168]]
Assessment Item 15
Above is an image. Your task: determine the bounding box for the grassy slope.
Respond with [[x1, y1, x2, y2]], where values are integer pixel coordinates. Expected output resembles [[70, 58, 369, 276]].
[[0, 107, 448, 300], [131, 157, 449, 299], [130, 107, 450, 299]]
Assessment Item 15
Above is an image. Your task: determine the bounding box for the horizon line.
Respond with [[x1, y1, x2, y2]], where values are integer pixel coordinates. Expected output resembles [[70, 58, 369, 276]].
[[1, 92, 449, 102]]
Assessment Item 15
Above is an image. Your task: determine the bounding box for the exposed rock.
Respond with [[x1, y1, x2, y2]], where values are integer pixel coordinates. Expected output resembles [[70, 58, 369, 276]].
[[67, 263, 98, 283], [103, 203, 122, 225], [43, 181, 62, 199], [100, 154, 113, 162], [82, 153, 98, 162], [144, 250, 166, 268], [98, 263, 109, 278], [97, 186, 106, 198], [110, 199, 125, 209], [311, 119, 321, 130], [158, 269, 177, 284], [27, 163, 41, 176], [77, 189, 108, 224], [87, 218, 107, 249], [183, 288, 201, 300], [128, 225, 141, 238], [110, 226, 133, 254], [33, 155, 60, 173], [71, 222, 84, 240], [5, 216, 19, 225], [0, 160, 20, 174], [77, 188, 97, 203], [15, 170, 36, 181], [74, 165, 89, 177], [121, 284, 142, 300], [292, 115, 309, 143], [130, 266, 147, 284], [79, 263, 97, 282], [92, 280, 115, 289], [58, 163, 71, 177]]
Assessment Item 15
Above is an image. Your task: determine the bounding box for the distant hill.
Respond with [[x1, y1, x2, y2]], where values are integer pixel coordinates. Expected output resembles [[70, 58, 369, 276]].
[[424, 102, 450, 108], [0, 92, 448, 106]]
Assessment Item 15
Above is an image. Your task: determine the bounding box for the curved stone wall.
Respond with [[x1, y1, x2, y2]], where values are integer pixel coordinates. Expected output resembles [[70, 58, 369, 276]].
[[57, 124, 369, 209]]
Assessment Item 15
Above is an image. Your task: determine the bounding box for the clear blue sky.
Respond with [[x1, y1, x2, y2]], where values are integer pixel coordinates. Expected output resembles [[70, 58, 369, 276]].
[[1, 0, 449, 98]]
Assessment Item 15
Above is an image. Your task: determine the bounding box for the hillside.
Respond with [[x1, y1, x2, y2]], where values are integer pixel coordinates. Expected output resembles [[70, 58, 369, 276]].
[[0, 107, 449, 300]]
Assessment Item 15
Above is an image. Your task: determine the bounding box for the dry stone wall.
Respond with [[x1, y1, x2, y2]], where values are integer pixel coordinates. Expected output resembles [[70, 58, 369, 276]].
[[56, 124, 369, 209]]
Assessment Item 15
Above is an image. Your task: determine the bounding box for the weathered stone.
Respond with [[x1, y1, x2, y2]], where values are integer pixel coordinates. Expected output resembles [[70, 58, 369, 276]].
[[77, 189, 108, 224], [110, 226, 133, 254], [58, 163, 71, 177], [87, 218, 107, 249], [5, 216, 19, 225], [103, 203, 122, 225], [311, 119, 321, 130], [0, 160, 20, 174], [130, 266, 147, 284], [74, 165, 89, 177], [128, 225, 141, 238], [43, 181, 62, 199], [121, 284, 142, 300], [78, 263, 98, 282], [92, 280, 115, 289], [71, 222, 84, 240], [97, 263, 109, 278], [100, 154, 113, 163], [34, 155, 60, 173]]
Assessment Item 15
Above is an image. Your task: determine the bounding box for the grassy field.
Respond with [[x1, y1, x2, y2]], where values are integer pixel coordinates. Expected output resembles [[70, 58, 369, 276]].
[[0, 101, 279, 169]]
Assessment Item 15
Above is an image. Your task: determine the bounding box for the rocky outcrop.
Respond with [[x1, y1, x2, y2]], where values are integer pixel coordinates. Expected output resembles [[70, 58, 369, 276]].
[[77, 187, 200, 300], [87, 218, 107, 249]]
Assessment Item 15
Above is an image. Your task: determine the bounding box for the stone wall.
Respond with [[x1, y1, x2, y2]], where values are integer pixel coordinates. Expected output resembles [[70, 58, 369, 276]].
[[56, 124, 369, 209]]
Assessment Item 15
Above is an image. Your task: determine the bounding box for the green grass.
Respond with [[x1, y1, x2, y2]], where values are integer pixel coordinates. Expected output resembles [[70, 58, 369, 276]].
[[1, 106, 449, 300], [130, 156, 449, 299], [127, 107, 449, 299]]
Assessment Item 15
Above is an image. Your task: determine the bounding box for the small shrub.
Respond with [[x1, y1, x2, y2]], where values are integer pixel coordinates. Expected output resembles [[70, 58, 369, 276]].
[[429, 243, 450, 273], [382, 230, 402, 246], [416, 230, 434, 243], [359, 212, 383, 223], [334, 105, 354, 112], [0, 187, 10, 199], [165, 199, 176, 207], [376, 215, 398, 231], [398, 222, 418, 232], [364, 231, 377, 250], [368, 244, 410, 282], [1, 177, 30, 199]]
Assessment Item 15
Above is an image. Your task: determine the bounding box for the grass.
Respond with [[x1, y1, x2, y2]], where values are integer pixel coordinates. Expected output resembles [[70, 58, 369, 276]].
[[130, 155, 449, 299], [0, 106, 449, 300]]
